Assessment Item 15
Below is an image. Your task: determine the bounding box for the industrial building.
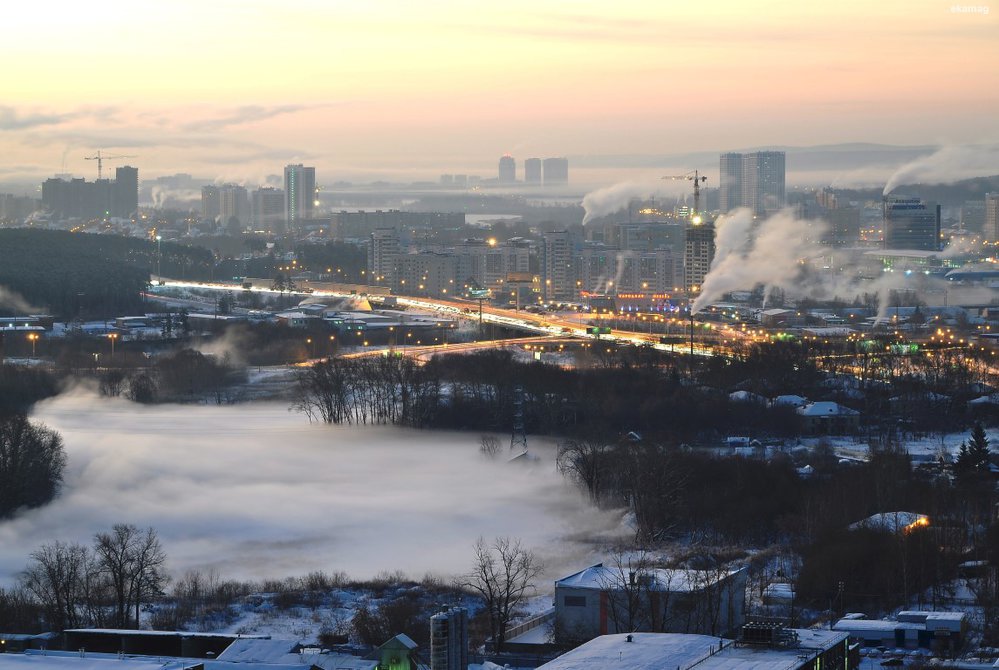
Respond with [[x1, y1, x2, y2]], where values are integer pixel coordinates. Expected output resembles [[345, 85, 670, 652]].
[[553, 563, 747, 645], [833, 611, 966, 653], [537, 626, 856, 670], [430, 607, 468, 670]]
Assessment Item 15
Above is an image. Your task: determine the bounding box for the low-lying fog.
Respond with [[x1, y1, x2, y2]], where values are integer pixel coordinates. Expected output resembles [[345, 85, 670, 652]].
[[1, 392, 627, 586]]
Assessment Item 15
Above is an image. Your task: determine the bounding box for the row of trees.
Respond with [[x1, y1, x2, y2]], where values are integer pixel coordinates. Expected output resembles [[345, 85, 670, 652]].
[[4, 524, 167, 631]]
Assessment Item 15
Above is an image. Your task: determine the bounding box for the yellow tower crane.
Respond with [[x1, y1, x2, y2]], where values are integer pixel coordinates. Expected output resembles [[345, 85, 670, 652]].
[[84, 150, 138, 180]]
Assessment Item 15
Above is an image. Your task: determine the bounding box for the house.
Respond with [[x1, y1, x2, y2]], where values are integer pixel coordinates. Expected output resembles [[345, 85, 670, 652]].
[[796, 401, 860, 434], [848, 511, 929, 535], [376, 635, 418, 670], [553, 563, 747, 645]]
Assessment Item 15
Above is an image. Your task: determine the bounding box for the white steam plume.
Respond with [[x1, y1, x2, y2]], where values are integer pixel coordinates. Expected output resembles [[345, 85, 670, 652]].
[[580, 180, 679, 226], [0, 286, 43, 314], [692, 209, 820, 314], [883, 144, 999, 195]]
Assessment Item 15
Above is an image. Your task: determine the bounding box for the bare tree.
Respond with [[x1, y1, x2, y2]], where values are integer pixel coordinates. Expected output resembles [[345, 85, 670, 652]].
[[480, 435, 501, 458], [0, 413, 67, 519], [93, 524, 167, 628], [459, 537, 543, 652], [20, 541, 91, 630]]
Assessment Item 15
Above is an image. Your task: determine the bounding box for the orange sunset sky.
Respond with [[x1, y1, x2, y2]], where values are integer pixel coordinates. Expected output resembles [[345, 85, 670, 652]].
[[1, 0, 996, 185]]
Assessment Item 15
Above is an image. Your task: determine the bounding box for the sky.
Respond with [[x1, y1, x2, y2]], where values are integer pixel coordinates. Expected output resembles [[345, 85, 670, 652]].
[[1, 0, 997, 185]]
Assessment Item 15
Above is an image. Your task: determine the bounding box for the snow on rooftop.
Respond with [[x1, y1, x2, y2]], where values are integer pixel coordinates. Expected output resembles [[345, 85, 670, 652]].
[[555, 564, 736, 592], [537, 631, 848, 670]]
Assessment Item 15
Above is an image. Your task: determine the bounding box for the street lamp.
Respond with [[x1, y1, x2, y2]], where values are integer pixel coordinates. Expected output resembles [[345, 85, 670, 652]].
[[27, 332, 39, 358], [108, 332, 119, 359]]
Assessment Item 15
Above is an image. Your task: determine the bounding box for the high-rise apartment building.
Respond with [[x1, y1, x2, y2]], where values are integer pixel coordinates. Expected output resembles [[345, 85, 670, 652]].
[[986, 193, 999, 241], [718, 153, 743, 213], [542, 157, 569, 185], [718, 151, 785, 216], [543, 231, 573, 301], [524, 158, 542, 184], [113, 166, 138, 218], [368, 227, 401, 286], [41, 167, 139, 220], [684, 222, 716, 293], [201, 185, 220, 221], [883, 196, 941, 251], [284, 164, 316, 230], [219, 184, 249, 228], [251, 187, 285, 232], [498, 155, 516, 183]]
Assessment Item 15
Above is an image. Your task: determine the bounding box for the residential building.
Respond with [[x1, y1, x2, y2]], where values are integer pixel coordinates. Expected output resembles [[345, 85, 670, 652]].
[[987, 193, 999, 240], [201, 185, 220, 222], [41, 167, 139, 220], [719, 152, 743, 213], [218, 184, 249, 229], [368, 227, 400, 286], [393, 252, 458, 297], [251, 187, 285, 232], [284, 164, 316, 230], [498, 155, 516, 183], [542, 157, 569, 185], [718, 151, 786, 215], [524, 158, 542, 185], [542, 230, 573, 301], [684, 221, 715, 294]]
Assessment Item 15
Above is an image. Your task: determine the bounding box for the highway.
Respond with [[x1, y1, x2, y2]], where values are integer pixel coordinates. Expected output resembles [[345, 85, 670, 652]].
[[150, 278, 722, 357]]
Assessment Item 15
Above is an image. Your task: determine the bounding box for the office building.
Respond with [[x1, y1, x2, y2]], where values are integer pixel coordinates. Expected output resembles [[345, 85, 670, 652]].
[[987, 193, 999, 240], [543, 230, 573, 302], [542, 157, 569, 185], [251, 187, 285, 232], [368, 227, 401, 286], [498, 155, 516, 183], [524, 158, 542, 185], [284, 164, 317, 230], [684, 221, 715, 293], [883, 196, 941, 251], [718, 151, 785, 215]]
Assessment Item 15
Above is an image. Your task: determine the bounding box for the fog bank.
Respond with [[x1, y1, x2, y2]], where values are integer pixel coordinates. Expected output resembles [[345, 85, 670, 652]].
[[0, 392, 626, 585]]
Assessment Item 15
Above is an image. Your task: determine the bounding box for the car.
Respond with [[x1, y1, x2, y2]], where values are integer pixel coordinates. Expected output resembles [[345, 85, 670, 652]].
[[880, 658, 903, 666]]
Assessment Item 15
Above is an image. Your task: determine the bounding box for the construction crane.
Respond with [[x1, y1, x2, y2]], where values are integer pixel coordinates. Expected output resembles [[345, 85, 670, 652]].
[[84, 150, 137, 180], [662, 170, 708, 220]]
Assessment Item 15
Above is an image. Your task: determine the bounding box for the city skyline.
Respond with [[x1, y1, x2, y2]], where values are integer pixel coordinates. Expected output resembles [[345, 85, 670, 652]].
[[0, 1, 995, 186]]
